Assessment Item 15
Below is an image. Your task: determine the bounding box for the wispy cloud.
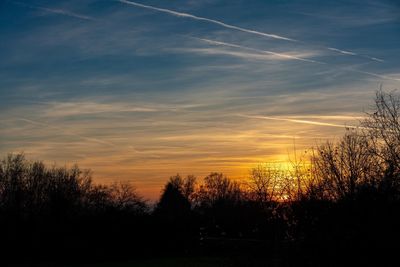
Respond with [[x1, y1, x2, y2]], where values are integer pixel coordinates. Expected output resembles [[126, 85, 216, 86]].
[[237, 114, 360, 129], [37, 101, 217, 118], [351, 70, 400, 82], [287, 115, 364, 120], [179, 47, 285, 62], [18, 118, 116, 147], [42, 101, 158, 118], [11, 1, 95, 21], [195, 37, 322, 64]]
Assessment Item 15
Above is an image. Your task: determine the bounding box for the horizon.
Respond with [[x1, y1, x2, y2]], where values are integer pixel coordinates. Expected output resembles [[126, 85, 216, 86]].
[[1, 0, 400, 199]]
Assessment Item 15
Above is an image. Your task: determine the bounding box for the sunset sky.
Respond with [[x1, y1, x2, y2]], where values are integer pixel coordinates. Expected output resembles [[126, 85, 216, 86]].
[[1, 0, 400, 199]]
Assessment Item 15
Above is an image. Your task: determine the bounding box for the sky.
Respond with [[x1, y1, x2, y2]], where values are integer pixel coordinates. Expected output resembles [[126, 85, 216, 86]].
[[1, 0, 399, 199]]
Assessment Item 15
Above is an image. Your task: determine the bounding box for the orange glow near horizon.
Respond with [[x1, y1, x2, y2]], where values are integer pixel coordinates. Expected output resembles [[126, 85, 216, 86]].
[[1, 93, 368, 201], [11, 122, 348, 201]]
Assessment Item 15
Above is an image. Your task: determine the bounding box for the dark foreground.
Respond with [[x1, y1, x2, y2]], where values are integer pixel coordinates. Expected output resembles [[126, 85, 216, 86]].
[[5, 257, 247, 266], [6, 257, 234, 267]]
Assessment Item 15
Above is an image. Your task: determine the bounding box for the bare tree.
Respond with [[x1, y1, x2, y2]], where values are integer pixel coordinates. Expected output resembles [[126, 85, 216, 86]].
[[109, 182, 147, 213], [313, 130, 378, 200], [197, 173, 242, 207], [362, 89, 400, 193], [248, 164, 282, 204]]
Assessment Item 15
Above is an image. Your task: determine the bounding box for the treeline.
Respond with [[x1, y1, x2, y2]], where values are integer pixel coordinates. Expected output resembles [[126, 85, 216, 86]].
[[0, 154, 150, 260], [1, 90, 400, 266]]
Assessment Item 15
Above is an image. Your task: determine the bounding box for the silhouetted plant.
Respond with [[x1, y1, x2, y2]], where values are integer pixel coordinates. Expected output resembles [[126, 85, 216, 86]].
[[248, 164, 281, 204], [362, 89, 400, 197], [312, 130, 378, 200], [197, 172, 243, 207], [155, 174, 191, 220]]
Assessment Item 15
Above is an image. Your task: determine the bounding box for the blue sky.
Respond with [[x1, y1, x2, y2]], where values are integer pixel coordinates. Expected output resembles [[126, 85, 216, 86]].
[[1, 0, 399, 198]]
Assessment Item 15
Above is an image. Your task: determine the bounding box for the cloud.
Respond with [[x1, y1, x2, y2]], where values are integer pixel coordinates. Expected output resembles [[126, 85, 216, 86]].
[[18, 118, 116, 147], [287, 115, 364, 120], [11, 1, 95, 21], [195, 38, 323, 64], [237, 114, 360, 129], [178, 47, 309, 62], [42, 101, 158, 118], [351, 70, 400, 82]]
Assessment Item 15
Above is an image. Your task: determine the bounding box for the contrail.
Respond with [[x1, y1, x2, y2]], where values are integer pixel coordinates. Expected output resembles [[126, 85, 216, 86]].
[[118, 0, 384, 63], [11, 1, 95, 21], [199, 37, 400, 83], [351, 69, 400, 82], [19, 118, 116, 147], [117, 0, 295, 41], [237, 114, 361, 129], [328, 47, 356, 56], [196, 37, 324, 64], [328, 47, 384, 62]]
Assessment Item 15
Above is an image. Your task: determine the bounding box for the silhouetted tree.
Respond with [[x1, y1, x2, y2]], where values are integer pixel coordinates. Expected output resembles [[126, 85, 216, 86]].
[[248, 164, 281, 204], [155, 174, 191, 220], [109, 181, 147, 213], [0, 153, 150, 260], [197, 172, 242, 207], [313, 130, 378, 200], [362, 89, 400, 197]]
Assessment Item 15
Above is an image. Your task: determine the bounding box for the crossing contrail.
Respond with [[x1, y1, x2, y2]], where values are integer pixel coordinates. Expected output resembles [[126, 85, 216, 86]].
[[196, 37, 324, 64], [118, 0, 384, 63], [197, 37, 400, 82], [19, 118, 116, 147]]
